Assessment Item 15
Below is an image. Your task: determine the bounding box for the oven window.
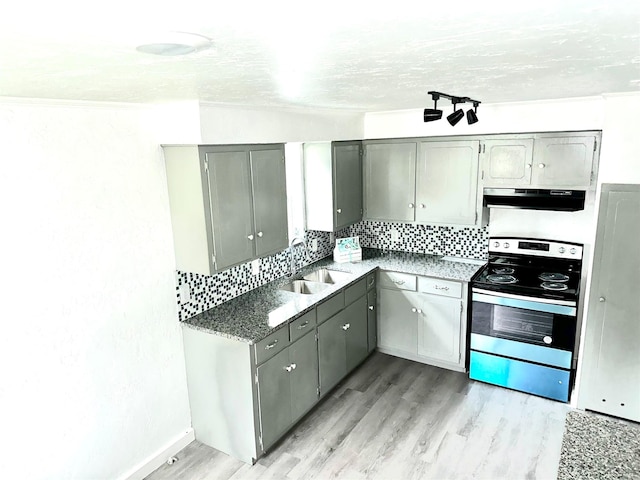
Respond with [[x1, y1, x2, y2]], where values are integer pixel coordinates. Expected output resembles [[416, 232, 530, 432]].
[[492, 306, 553, 343]]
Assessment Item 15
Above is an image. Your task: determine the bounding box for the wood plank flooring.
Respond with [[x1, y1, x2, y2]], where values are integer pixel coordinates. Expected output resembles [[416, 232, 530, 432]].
[[146, 352, 569, 480]]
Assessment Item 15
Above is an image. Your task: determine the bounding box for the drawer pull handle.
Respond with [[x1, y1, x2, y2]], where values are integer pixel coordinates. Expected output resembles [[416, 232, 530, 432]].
[[342, 323, 351, 331], [297, 321, 310, 329], [368, 305, 375, 311], [265, 340, 278, 350], [392, 280, 405, 285], [435, 286, 450, 291]]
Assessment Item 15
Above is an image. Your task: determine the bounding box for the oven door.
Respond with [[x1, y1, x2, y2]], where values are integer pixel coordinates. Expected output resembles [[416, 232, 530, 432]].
[[471, 288, 577, 351]]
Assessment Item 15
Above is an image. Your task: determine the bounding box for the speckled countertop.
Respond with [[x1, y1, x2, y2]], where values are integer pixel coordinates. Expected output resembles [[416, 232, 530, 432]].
[[182, 249, 485, 344]]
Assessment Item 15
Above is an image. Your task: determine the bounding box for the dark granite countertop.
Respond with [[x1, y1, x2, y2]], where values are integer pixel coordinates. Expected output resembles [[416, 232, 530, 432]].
[[181, 249, 485, 344]]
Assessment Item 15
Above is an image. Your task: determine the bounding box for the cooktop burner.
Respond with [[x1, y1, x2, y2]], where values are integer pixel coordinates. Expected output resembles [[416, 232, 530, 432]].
[[541, 282, 569, 291], [493, 267, 515, 275], [487, 274, 517, 284], [539, 272, 570, 282]]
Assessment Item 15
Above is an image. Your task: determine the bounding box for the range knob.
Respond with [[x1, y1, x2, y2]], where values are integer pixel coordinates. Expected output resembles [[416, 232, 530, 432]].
[[504, 242, 510, 248], [570, 248, 577, 254], [493, 241, 500, 248], [558, 247, 566, 254]]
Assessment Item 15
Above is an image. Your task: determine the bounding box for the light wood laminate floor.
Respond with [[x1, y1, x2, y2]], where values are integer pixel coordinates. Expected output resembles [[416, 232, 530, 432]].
[[147, 352, 569, 480]]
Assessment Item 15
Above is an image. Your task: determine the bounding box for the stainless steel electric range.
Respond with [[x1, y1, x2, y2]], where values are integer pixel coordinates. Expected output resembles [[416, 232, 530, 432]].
[[469, 237, 583, 402]]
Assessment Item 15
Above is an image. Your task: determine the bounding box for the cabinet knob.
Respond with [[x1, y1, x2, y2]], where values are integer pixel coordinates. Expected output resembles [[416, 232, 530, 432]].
[[368, 305, 375, 311], [526, 164, 532, 169], [291, 363, 297, 370], [420, 203, 426, 208], [257, 231, 263, 238], [599, 297, 606, 303], [543, 336, 553, 344], [337, 208, 342, 214], [285, 364, 294, 372], [408, 203, 414, 209], [538, 163, 545, 168], [417, 309, 422, 314], [342, 323, 351, 331], [247, 234, 254, 240], [411, 308, 417, 313]]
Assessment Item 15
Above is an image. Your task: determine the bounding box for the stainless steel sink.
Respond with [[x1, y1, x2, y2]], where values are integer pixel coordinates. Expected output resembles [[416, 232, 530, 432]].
[[302, 268, 354, 284], [279, 280, 329, 295]]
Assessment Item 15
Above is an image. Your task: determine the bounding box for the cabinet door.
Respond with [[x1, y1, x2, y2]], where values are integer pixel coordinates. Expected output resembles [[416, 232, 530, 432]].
[[318, 309, 348, 395], [482, 138, 534, 187], [250, 146, 289, 256], [363, 142, 416, 221], [417, 294, 462, 365], [377, 288, 418, 355], [204, 149, 254, 270], [416, 140, 480, 225], [578, 185, 640, 422], [256, 348, 292, 450], [532, 136, 595, 187], [367, 289, 377, 353], [345, 295, 369, 372], [333, 142, 362, 229], [289, 329, 319, 422]]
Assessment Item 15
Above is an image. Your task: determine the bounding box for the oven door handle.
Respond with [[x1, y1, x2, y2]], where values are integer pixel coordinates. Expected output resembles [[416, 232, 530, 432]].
[[472, 289, 577, 317]]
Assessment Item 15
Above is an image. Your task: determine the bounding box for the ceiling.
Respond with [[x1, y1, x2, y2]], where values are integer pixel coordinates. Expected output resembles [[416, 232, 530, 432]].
[[1, 0, 639, 111]]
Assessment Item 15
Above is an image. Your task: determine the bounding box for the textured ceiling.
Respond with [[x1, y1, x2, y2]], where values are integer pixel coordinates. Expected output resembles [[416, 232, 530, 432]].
[[1, 0, 639, 110]]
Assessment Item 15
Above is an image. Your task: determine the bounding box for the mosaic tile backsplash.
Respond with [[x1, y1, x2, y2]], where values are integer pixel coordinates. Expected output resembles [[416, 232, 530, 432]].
[[176, 222, 488, 321]]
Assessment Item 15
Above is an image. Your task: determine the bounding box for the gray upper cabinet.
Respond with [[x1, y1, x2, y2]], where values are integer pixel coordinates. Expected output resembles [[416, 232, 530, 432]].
[[304, 141, 362, 232], [482, 138, 534, 187], [415, 140, 481, 225], [532, 135, 596, 187], [363, 140, 417, 222], [482, 133, 599, 189], [163, 144, 288, 275], [363, 139, 484, 226]]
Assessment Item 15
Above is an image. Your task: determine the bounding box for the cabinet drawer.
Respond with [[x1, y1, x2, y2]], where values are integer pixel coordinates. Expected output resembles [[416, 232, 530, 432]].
[[254, 327, 290, 365], [366, 272, 376, 291], [345, 278, 367, 306], [289, 310, 317, 343], [378, 271, 417, 291], [417, 277, 462, 298], [317, 291, 345, 324]]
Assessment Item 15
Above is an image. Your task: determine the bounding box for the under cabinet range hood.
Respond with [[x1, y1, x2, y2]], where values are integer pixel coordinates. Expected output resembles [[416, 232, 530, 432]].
[[483, 188, 586, 211]]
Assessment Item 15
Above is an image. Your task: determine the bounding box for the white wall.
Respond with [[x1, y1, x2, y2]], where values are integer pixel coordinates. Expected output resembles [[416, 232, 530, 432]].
[[199, 103, 365, 143], [0, 100, 192, 480]]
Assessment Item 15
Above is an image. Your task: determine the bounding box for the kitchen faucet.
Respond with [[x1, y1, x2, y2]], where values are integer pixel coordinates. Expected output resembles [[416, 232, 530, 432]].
[[288, 236, 311, 277]]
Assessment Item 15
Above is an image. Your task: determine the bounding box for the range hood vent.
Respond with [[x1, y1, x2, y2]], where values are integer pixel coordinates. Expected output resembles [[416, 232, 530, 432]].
[[483, 188, 586, 212]]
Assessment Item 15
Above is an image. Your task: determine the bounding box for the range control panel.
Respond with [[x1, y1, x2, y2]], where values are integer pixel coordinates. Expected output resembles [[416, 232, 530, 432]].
[[489, 237, 583, 260]]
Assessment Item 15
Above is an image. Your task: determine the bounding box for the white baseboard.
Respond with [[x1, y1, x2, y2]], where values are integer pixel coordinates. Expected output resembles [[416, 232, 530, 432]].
[[121, 428, 195, 480]]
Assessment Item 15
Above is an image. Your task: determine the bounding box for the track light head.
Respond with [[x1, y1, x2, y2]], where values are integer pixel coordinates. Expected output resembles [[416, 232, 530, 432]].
[[424, 92, 442, 122], [466, 101, 479, 125], [447, 105, 464, 126]]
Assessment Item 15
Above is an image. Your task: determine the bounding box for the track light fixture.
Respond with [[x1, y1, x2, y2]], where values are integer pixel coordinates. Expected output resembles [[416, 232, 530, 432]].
[[424, 91, 481, 126]]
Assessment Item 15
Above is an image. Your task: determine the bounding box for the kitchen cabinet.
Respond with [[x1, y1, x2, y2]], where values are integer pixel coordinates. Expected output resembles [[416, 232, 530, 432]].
[[367, 275, 377, 353], [163, 144, 288, 274], [377, 271, 466, 372], [257, 329, 318, 449], [482, 133, 599, 189], [363, 140, 417, 222], [304, 141, 363, 231], [416, 140, 481, 225], [363, 139, 484, 226], [318, 279, 369, 396], [577, 184, 640, 422]]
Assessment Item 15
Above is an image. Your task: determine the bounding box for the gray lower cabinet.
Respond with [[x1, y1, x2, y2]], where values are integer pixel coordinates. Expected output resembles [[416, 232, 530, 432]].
[[181, 274, 373, 465], [257, 329, 318, 450], [367, 289, 377, 353], [577, 184, 640, 422]]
